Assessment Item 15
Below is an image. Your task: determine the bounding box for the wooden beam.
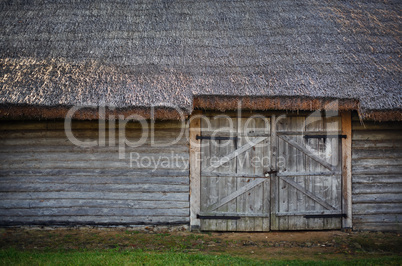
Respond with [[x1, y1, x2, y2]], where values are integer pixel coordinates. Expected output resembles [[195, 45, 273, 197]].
[[341, 111, 353, 229], [270, 114, 279, 230], [277, 171, 340, 177], [203, 136, 268, 172], [279, 135, 334, 170], [199, 212, 270, 218], [201, 171, 262, 178], [276, 210, 343, 216], [280, 176, 337, 210], [207, 178, 266, 211], [189, 110, 202, 231]]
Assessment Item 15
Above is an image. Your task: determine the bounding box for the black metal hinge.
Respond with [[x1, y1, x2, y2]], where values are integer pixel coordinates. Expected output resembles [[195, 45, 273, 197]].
[[197, 214, 241, 220], [304, 135, 347, 140], [304, 214, 347, 219]]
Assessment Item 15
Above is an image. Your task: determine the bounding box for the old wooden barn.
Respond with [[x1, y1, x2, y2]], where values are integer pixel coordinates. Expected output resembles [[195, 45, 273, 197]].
[[0, 0, 401, 231]]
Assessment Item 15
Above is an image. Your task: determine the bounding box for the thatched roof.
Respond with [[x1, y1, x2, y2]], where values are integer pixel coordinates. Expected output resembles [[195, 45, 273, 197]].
[[0, 0, 401, 120]]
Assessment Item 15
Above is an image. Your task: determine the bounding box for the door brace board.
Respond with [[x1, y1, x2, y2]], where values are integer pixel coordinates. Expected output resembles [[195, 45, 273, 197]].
[[207, 178, 266, 211], [204, 136, 268, 172], [280, 176, 337, 210], [279, 135, 334, 171]]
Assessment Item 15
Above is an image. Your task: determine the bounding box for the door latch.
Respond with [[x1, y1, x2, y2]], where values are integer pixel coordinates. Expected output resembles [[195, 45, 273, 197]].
[[264, 170, 278, 177]]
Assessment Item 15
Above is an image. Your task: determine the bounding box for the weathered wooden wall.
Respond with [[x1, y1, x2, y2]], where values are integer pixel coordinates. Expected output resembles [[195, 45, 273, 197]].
[[0, 120, 189, 226], [352, 119, 402, 231]]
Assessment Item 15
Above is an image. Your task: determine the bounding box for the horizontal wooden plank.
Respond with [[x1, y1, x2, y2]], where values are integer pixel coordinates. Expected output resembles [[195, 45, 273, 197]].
[[278, 171, 340, 177], [352, 175, 402, 184], [352, 184, 402, 194], [352, 158, 401, 167], [352, 121, 402, 131], [353, 223, 401, 231], [0, 152, 189, 162], [0, 215, 190, 226], [0, 121, 186, 131], [352, 130, 402, 141], [276, 210, 342, 216], [352, 140, 402, 149], [0, 183, 189, 193], [353, 193, 402, 203], [200, 130, 269, 137], [0, 137, 188, 146], [0, 176, 189, 185], [0, 145, 188, 154], [352, 165, 402, 175], [353, 203, 402, 215], [0, 128, 185, 139], [199, 212, 269, 218], [201, 171, 262, 178], [0, 192, 188, 201], [353, 214, 402, 223], [352, 149, 402, 160], [0, 199, 189, 209], [0, 169, 189, 177], [0, 207, 189, 217], [0, 160, 189, 171]]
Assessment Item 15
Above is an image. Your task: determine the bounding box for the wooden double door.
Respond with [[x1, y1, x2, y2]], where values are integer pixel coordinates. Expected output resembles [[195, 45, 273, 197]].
[[198, 114, 344, 231]]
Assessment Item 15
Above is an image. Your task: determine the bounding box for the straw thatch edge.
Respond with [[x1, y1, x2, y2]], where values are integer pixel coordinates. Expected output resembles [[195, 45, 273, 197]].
[[1, 96, 400, 121]]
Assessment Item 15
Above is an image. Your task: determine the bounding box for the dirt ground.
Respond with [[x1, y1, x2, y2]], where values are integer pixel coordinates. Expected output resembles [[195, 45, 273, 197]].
[[0, 227, 401, 261]]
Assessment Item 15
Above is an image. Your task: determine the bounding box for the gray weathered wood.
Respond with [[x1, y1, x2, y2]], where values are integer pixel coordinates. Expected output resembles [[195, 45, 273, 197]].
[[207, 178, 266, 212], [279, 135, 334, 171], [201, 171, 262, 178], [280, 177, 336, 210], [0, 120, 190, 226], [353, 203, 402, 215], [200, 115, 270, 231], [0, 183, 189, 193], [203, 136, 268, 173], [353, 214, 402, 223], [0, 199, 189, 209], [199, 212, 270, 218], [0, 208, 189, 217], [352, 193, 402, 203], [189, 111, 201, 230], [276, 210, 342, 216], [0, 176, 189, 185], [0, 169, 189, 177], [277, 172, 340, 177], [352, 130, 402, 141], [352, 175, 402, 184], [352, 149, 402, 159], [0, 192, 188, 201], [0, 216, 190, 225], [352, 184, 402, 194]]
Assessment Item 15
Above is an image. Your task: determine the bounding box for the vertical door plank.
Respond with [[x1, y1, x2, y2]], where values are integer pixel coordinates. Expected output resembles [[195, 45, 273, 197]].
[[277, 116, 289, 230], [291, 116, 307, 230], [200, 117, 209, 231], [190, 111, 201, 230], [254, 117, 270, 231], [226, 117, 238, 231], [207, 117, 221, 231], [323, 116, 342, 229], [236, 118, 254, 231], [305, 115, 324, 229], [215, 116, 237, 230], [341, 111, 352, 230], [270, 115, 279, 230]]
